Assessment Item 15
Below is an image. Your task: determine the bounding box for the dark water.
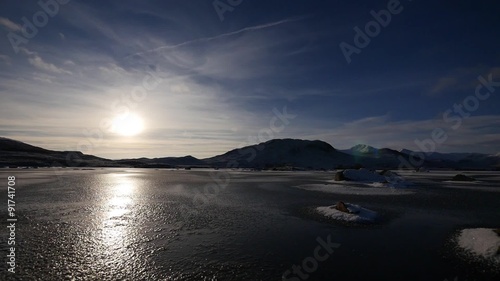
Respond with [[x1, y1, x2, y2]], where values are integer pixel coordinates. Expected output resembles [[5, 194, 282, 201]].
[[0, 169, 499, 280]]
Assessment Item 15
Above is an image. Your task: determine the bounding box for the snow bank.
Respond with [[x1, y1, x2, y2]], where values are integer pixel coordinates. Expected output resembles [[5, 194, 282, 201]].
[[457, 228, 500, 263], [343, 169, 386, 182], [316, 203, 378, 223]]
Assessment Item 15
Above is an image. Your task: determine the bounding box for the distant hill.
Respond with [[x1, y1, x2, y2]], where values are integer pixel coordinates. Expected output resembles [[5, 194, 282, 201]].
[[116, 155, 207, 168], [0, 137, 50, 153], [0, 137, 207, 168], [0, 137, 115, 167], [203, 139, 355, 169], [1, 137, 499, 170], [348, 144, 500, 170]]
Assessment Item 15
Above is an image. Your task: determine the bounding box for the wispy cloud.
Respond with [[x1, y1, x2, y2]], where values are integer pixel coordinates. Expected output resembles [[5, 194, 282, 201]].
[[125, 15, 311, 59], [428, 66, 500, 96], [0, 17, 21, 32], [0, 54, 11, 64], [28, 55, 72, 75], [1, 1, 499, 158], [33, 73, 54, 84], [430, 76, 459, 95]]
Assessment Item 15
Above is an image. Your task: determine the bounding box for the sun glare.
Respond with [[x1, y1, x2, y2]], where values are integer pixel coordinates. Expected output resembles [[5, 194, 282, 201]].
[[111, 113, 144, 136]]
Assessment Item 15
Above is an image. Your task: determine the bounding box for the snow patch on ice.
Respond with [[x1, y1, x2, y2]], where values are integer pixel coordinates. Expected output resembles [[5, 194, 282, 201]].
[[297, 183, 414, 195], [367, 182, 385, 188], [457, 228, 500, 263], [441, 183, 500, 193], [296, 169, 416, 195], [443, 180, 481, 184], [316, 203, 378, 223]]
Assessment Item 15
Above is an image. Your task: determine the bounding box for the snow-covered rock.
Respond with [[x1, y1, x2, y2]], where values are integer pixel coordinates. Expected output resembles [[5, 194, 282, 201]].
[[381, 170, 411, 188], [456, 228, 500, 263], [342, 168, 386, 182], [335, 169, 411, 188], [316, 202, 378, 223]]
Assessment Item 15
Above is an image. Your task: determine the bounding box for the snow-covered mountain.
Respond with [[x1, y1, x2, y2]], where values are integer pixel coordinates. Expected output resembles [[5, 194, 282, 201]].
[[342, 144, 378, 155], [203, 139, 355, 169]]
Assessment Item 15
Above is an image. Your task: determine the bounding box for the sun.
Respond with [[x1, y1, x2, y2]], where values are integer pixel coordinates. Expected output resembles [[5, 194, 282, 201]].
[[111, 113, 144, 136]]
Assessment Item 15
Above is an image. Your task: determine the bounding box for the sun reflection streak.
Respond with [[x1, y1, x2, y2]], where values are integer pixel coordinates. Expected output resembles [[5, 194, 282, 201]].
[[101, 174, 139, 248], [64, 171, 160, 278], [107, 182, 134, 217]]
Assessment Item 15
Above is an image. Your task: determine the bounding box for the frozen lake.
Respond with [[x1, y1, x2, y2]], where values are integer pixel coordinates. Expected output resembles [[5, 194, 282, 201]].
[[1, 168, 499, 280]]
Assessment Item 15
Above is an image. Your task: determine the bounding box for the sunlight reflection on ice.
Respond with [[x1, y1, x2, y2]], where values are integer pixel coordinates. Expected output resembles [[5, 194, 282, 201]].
[[106, 180, 134, 219], [100, 174, 139, 254], [78, 173, 145, 272], [63, 172, 147, 277]]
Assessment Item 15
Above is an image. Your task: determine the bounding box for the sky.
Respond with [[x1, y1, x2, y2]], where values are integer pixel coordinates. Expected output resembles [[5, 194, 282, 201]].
[[0, 0, 499, 159]]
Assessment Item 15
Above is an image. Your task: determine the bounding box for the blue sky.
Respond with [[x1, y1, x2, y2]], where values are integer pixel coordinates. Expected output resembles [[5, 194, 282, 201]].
[[0, 0, 499, 159]]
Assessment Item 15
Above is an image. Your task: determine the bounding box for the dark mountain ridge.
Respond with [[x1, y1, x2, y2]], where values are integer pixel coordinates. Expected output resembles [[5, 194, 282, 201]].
[[1, 137, 499, 170], [203, 138, 354, 169]]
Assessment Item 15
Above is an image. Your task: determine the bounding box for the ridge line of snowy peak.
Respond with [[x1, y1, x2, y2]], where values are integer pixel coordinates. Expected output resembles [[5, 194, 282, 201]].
[[340, 143, 498, 158]]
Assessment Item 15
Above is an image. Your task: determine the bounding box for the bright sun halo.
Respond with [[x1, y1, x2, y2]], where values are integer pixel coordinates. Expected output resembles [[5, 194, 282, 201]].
[[111, 113, 144, 136]]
